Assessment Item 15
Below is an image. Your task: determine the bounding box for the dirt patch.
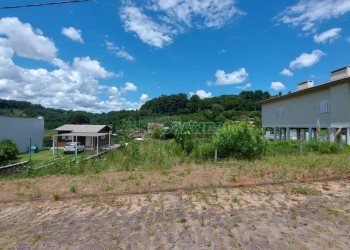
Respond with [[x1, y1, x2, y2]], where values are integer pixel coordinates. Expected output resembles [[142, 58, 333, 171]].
[[1, 165, 347, 202], [0, 180, 350, 249]]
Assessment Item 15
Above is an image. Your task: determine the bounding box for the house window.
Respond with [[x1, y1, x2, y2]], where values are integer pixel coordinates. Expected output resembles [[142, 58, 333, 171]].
[[62, 135, 72, 140], [276, 107, 284, 118], [101, 135, 105, 139], [318, 100, 329, 113]]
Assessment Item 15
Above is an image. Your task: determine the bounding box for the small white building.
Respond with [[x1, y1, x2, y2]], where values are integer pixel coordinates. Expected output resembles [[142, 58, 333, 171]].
[[0, 116, 44, 152], [261, 66, 350, 145]]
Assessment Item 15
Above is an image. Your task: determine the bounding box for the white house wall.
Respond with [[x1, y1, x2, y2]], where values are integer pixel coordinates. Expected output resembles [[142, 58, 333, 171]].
[[0, 116, 44, 153]]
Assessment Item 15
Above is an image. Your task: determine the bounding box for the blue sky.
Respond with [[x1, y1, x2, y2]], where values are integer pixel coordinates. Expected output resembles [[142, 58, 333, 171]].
[[0, 0, 349, 112]]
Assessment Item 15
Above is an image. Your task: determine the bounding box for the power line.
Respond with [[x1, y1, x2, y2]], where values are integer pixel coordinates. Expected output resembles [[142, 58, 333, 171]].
[[0, 0, 90, 10]]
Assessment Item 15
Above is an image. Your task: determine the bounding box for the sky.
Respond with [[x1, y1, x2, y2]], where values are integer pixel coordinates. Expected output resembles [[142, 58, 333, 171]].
[[0, 0, 349, 113]]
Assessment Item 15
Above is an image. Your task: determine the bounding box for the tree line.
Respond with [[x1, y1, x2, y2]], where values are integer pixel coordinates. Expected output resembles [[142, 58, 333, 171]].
[[0, 90, 271, 130]]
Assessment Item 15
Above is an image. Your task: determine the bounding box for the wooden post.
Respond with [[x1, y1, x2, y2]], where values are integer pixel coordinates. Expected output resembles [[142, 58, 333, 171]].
[[75, 136, 78, 159], [108, 133, 111, 149], [97, 136, 99, 155], [214, 149, 217, 163], [52, 136, 55, 155]]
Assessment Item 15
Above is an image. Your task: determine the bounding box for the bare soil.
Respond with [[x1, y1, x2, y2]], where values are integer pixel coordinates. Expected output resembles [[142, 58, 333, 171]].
[[1, 180, 350, 249], [1, 165, 347, 202]]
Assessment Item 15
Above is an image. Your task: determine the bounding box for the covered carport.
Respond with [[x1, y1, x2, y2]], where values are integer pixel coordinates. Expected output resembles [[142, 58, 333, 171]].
[[52, 132, 111, 156]]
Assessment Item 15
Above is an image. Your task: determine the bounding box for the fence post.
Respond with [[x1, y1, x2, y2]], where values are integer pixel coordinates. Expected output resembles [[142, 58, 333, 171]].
[[214, 149, 218, 163]]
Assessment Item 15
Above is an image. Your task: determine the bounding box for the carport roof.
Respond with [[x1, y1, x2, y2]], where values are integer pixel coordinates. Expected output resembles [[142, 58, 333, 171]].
[[54, 124, 110, 133], [54, 132, 110, 137]]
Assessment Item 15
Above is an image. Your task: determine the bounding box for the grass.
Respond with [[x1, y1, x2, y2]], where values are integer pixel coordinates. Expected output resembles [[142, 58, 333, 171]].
[[15, 149, 95, 168], [3, 140, 350, 185], [290, 184, 320, 196], [52, 193, 62, 201], [69, 184, 77, 193], [110, 140, 185, 171]]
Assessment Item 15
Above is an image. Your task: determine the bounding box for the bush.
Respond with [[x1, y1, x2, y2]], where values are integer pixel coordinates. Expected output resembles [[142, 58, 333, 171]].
[[0, 139, 19, 165], [172, 121, 201, 154], [151, 127, 164, 139], [213, 122, 266, 160]]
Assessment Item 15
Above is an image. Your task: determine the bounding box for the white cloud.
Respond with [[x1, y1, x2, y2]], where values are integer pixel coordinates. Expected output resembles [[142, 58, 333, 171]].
[[276, 0, 350, 31], [61, 27, 84, 43], [123, 82, 138, 92], [0, 17, 57, 61], [270, 82, 286, 92], [120, 3, 173, 48], [73, 56, 112, 78], [289, 49, 326, 69], [280, 68, 293, 77], [189, 89, 212, 99], [105, 41, 134, 61], [0, 18, 144, 112], [140, 93, 149, 101], [236, 83, 252, 90], [212, 68, 248, 85], [120, 0, 243, 48], [313, 28, 342, 43]]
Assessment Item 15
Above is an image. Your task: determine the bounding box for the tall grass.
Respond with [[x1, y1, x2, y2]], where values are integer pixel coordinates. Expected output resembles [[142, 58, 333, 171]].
[[110, 140, 185, 171], [266, 140, 348, 156]]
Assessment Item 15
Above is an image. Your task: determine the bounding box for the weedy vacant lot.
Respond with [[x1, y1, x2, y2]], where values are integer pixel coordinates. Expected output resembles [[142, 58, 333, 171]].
[[0, 181, 350, 249]]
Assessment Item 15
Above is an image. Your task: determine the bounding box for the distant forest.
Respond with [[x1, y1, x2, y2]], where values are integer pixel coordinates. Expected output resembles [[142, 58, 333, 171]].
[[0, 90, 271, 130]]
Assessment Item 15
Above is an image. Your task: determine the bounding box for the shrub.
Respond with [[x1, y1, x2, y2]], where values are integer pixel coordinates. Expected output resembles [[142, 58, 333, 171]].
[[151, 127, 164, 139], [0, 139, 19, 165], [172, 121, 201, 154], [213, 122, 266, 160]]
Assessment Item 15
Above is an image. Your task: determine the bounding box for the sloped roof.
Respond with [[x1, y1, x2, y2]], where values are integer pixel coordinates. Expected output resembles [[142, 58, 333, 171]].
[[261, 76, 350, 105], [54, 124, 110, 133]]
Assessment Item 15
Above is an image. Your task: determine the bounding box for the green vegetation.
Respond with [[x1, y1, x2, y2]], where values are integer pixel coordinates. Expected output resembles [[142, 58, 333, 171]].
[[0, 139, 19, 166], [266, 140, 346, 156], [172, 121, 200, 154], [69, 184, 77, 193], [0, 90, 270, 130], [213, 122, 266, 160], [52, 193, 62, 201], [290, 184, 320, 196], [112, 140, 184, 171]]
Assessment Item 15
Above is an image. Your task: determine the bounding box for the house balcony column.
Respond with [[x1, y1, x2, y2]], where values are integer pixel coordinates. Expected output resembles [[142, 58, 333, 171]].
[[286, 127, 290, 140], [273, 127, 277, 141], [308, 127, 313, 141], [279, 127, 282, 141], [328, 128, 335, 142], [346, 128, 350, 146]]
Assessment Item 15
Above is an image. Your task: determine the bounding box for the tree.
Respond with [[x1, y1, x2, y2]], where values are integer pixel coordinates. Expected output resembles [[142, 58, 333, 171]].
[[68, 111, 91, 124]]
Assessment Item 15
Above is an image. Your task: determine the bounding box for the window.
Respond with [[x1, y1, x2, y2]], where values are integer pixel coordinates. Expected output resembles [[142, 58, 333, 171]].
[[318, 100, 329, 113], [62, 135, 72, 140], [276, 107, 284, 118]]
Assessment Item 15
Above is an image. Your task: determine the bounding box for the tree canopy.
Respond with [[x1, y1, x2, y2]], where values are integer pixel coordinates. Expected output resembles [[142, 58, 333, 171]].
[[0, 90, 271, 130]]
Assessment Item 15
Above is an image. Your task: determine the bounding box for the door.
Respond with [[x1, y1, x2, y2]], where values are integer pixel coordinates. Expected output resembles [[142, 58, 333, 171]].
[[86, 136, 92, 148]]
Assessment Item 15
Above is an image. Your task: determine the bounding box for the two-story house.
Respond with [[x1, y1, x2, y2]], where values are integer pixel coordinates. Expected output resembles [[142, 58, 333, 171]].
[[261, 66, 350, 145]]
